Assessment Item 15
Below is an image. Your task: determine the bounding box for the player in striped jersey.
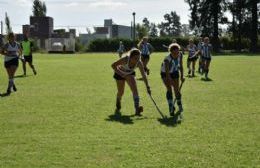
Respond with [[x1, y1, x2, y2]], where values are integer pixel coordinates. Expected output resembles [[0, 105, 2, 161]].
[[186, 39, 199, 77], [161, 43, 184, 117], [197, 37, 204, 74], [111, 48, 151, 116], [138, 37, 153, 75], [1, 33, 22, 95], [117, 41, 125, 58], [200, 37, 213, 80]]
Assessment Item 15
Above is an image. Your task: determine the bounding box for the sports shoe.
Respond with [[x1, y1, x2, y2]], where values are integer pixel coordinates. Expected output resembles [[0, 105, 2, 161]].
[[6, 88, 11, 95], [170, 105, 175, 117], [146, 69, 150, 75], [178, 105, 183, 113], [33, 69, 37, 75], [135, 106, 143, 116], [116, 99, 121, 111], [179, 113, 184, 120], [13, 84, 17, 92]]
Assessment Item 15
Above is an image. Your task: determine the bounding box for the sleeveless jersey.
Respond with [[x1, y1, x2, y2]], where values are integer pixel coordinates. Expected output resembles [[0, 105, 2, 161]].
[[140, 43, 151, 55], [187, 44, 197, 58], [117, 56, 140, 75], [4, 42, 20, 62], [21, 40, 32, 56], [201, 44, 212, 58], [161, 53, 182, 73]]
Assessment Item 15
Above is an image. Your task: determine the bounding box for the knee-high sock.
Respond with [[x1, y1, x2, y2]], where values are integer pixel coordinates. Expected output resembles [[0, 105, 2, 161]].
[[205, 69, 209, 78], [133, 95, 140, 110], [8, 78, 14, 90], [166, 91, 173, 112], [116, 96, 121, 109], [176, 93, 182, 108]]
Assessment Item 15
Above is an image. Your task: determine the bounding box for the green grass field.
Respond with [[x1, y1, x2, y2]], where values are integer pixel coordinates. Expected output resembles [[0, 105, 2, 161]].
[[0, 53, 259, 168]]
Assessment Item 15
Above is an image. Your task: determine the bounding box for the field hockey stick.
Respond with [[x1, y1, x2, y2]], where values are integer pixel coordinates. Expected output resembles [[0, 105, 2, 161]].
[[173, 79, 185, 106], [162, 44, 168, 49], [149, 94, 166, 119]]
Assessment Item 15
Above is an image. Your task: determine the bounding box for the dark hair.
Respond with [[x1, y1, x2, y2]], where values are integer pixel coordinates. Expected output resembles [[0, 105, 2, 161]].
[[8, 32, 15, 40], [129, 48, 141, 58], [169, 43, 180, 52]]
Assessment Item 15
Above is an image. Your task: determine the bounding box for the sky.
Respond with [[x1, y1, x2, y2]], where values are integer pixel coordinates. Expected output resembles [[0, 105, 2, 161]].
[[0, 0, 191, 34]]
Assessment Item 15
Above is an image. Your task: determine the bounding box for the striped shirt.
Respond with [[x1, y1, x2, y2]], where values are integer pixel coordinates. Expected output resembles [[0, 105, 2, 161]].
[[3, 42, 20, 62], [140, 43, 152, 55], [117, 44, 125, 53], [201, 44, 212, 58], [187, 44, 197, 58], [117, 56, 140, 75], [161, 53, 182, 73]]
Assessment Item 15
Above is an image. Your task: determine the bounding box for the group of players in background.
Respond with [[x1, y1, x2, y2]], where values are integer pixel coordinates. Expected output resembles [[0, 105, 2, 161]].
[[114, 36, 212, 119], [0, 32, 37, 96]]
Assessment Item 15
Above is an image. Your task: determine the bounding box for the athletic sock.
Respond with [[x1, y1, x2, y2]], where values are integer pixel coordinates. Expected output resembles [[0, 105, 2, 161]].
[[116, 97, 121, 110], [8, 78, 14, 89], [205, 69, 209, 78], [133, 95, 140, 111], [176, 94, 183, 111], [166, 91, 173, 113]]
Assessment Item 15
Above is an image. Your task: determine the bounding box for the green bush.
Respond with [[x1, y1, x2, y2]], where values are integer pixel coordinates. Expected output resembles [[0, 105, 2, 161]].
[[86, 37, 258, 52]]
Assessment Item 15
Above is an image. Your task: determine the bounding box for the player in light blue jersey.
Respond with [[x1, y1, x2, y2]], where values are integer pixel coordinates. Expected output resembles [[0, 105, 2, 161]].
[[160, 43, 184, 117], [186, 39, 199, 77], [200, 37, 213, 80], [117, 41, 125, 58], [112, 48, 151, 116], [197, 37, 204, 74], [138, 37, 153, 75]]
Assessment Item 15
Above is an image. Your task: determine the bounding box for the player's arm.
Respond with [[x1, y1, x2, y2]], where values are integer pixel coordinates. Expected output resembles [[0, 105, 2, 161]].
[[30, 41, 33, 55], [17, 43, 22, 56], [149, 43, 154, 54], [179, 54, 184, 82], [111, 57, 127, 77], [2, 43, 8, 55], [137, 61, 151, 94], [164, 59, 171, 87]]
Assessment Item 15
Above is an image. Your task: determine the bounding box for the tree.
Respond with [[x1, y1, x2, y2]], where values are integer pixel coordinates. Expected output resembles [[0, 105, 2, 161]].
[[142, 17, 150, 32], [149, 23, 158, 37], [249, 0, 258, 52], [32, 0, 47, 17], [5, 12, 12, 34], [159, 11, 182, 36], [136, 23, 148, 40], [185, 0, 227, 52], [227, 0, 259, 52], [181, 24, 191, 36], [141, 17, 158, 37]]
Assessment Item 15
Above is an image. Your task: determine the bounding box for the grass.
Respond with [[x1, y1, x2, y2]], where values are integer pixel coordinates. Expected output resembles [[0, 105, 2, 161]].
[[0, 53, 259, 168]]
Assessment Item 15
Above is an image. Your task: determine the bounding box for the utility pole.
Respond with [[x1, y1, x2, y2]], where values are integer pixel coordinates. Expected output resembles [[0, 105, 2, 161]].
[[0, 21, 3, 35], [132, 12, 136, 47]]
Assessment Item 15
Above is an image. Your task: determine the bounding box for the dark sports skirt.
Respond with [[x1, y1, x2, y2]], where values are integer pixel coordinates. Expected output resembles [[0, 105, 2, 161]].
[[113, 72, 136, 80], [141, 54, 150, 59], [202, 56, 211, 61], [187, 56, 198, 62], [4, 58, 19, 68], [24, 55, 33, 63], [161, 71, 179, 79]]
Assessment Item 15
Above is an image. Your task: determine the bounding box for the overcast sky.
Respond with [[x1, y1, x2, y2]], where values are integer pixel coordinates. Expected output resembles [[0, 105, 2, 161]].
[[0, 0, 191, 34]]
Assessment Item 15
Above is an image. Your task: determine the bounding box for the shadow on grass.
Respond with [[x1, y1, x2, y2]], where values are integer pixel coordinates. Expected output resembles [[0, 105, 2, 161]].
[[105, 110, 150, 124], [105, 110, 134, 125], [201, 77, 213, 82], [157, 113, 182, 127], [14, 74, 26, 78]]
